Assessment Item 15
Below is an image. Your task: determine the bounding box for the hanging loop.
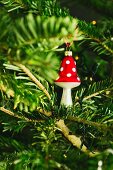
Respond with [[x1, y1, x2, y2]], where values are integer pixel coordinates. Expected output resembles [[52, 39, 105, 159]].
[[66, 42, 71, 51]]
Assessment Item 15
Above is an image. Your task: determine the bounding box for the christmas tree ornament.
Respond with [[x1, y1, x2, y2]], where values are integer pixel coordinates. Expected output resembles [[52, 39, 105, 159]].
[[55, 44, 81, 107]]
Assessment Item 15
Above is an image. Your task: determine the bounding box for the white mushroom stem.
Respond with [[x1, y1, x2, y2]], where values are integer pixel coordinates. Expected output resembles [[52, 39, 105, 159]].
[[55, 82, 80, 107], [61, 88, 72, 106]]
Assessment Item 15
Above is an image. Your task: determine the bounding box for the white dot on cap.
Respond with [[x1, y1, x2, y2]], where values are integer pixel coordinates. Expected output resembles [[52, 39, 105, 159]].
[[67, 73, 71, 77], [66, 60, 70, 64], [60, 67, 64, 71], [77, 77, 80, 81], [72, 68, 76, 72], [74, 61, 76, 65]]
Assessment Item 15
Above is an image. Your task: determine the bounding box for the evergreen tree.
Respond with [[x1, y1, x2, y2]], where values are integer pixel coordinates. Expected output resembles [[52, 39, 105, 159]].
[[0, 0, 113, 169]]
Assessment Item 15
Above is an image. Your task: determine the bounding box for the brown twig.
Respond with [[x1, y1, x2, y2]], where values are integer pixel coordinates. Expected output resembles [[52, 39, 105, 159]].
[[14, 63, 51, 100], [37, 107, 109, 133], [67, 116, 110, 132], [75, 87, 113, 105], [83, 90, 105, 101], [88, 36, 113, 55], [0, 107, 43, 123], [56, 119, 99, 157]]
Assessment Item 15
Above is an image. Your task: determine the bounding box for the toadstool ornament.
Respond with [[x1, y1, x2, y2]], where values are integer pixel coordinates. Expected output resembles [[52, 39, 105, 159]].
[[55, 51, 81, 107]]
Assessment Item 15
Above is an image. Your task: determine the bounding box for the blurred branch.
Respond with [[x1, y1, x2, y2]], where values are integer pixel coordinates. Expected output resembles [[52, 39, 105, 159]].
[[14, 63, 51, 100], [0, 84, 14, 97]]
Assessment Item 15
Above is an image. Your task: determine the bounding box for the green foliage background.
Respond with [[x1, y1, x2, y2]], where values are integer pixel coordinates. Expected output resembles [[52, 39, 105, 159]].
[[0, 0, 113, 170]]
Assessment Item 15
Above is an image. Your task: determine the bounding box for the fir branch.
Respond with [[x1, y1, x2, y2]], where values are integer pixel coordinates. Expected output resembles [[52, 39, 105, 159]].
[[101, 43, 113, 55], [14, 63, 51, 100], [34, 108, 110, 133], [1, 0, 69, 17], [78, 20, 113, 55], [67, 116, 110, 132], [83, 89, 106, 101], [56, 119, 99, 156], [0, 107, 43, 123], [90, 37, 113, 55], [82, 87, 113, 101], [0, 84, 52, 116], [75, 79, 113, 103]]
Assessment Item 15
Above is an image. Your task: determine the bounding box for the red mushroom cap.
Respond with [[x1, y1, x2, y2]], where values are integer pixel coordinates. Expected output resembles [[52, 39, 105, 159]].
[[55, 51, 81, 83]]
